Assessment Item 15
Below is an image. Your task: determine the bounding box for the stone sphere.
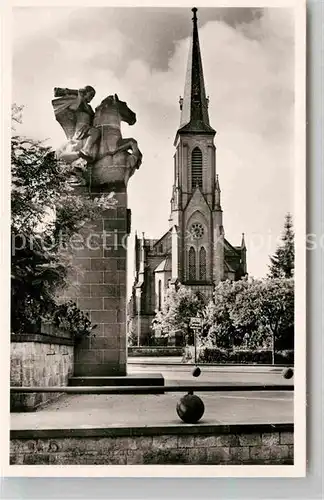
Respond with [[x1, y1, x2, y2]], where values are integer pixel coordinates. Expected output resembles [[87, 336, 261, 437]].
[[176, 393, 205, 423], [282, 367, 294, 379], [192, 366, 201, 377]]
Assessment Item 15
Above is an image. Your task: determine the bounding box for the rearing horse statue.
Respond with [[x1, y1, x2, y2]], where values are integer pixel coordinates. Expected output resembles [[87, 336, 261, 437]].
[[52, 87, 142, 187]]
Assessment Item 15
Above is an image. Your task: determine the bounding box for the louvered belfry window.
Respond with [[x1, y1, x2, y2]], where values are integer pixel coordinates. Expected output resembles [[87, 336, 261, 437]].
[[191, 147, 203, 190], [188, 246, 196, 281], [199, 246, 207, 281]]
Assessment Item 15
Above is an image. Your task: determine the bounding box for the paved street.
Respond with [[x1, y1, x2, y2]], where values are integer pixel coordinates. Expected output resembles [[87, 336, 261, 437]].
[[11, 363, 293, 430]]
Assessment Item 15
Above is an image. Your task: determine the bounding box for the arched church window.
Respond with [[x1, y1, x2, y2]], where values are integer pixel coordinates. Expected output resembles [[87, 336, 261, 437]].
[[188, 246, 196, 281], [158, 280, 162, 310], [199, 246, 207, 281], [191, 147, 203, 190]]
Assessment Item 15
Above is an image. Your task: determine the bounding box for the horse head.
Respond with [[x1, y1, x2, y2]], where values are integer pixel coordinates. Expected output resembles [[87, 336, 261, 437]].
[[114, 94, 136, 125], [96, 94, 136, 126]]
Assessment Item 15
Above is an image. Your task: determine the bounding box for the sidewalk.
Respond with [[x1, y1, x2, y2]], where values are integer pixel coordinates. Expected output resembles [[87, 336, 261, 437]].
[[11, 390, 293, 431]]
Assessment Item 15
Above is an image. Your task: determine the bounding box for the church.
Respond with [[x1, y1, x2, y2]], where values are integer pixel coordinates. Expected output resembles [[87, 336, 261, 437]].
[[128, 8, 247, 345]]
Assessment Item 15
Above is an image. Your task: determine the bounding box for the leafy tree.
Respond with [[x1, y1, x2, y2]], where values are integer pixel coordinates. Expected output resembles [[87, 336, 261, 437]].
[[268, 213, 294, 278], [203, 277, 294, 362], [203, 277, 259, 348], [232, 278, 294, 363], [153, 285, 205, 345], [11, 106, 116, 336]]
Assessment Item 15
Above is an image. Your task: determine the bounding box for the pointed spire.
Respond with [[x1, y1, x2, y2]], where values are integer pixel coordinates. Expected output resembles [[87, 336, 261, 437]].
[[178, 7, 215, 135], [215, 174, 220, 191], [215, 174, 221, 209], [139, 232, 146, 274], [241, 232, 246, 249], [134, 231, 139, 278]]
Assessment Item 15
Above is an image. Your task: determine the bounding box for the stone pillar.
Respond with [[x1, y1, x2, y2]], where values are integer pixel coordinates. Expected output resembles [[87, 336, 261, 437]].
[[67, 184, 129, 377], [51, 90, 143, 379]]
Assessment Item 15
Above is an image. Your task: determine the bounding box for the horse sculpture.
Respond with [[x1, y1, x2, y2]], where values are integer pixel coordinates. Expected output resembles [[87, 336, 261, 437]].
[[52, 87, 142, 187]]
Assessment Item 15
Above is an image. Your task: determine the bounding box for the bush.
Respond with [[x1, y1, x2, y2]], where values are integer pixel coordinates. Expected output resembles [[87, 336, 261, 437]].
[[198, 347, 294, 365], [147, 336, 169, 347], [198, 347, 229, 363], [51, 300, 97, 343], [128, 346, 183, 357], [274, 349, 294, 364]]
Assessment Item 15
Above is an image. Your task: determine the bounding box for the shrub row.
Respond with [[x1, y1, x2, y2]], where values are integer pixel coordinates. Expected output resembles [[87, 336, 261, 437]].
[[128, 346, 183, 357], [198, 347, 294, 365]]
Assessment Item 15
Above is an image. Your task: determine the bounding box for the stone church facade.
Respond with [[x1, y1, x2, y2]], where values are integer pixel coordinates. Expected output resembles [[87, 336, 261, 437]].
[[128, 8, 247, 345]]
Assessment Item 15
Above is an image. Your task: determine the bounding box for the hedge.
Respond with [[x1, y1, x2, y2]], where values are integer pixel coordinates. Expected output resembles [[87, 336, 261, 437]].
[[128, 346, 183, 357], [198, 347, 294, 365]]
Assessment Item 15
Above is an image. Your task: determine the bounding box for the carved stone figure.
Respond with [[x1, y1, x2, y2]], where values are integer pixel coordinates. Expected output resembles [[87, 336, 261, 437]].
[[52, 87, 142, 187], [52, 86, 100, 162]]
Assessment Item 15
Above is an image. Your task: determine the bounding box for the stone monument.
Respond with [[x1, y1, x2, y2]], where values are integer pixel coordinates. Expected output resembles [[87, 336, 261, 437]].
[[51, 86, 148, 381]]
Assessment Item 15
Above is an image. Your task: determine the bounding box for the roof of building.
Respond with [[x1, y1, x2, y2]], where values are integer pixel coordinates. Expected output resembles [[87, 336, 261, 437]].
[[154, 255, 172, 273]]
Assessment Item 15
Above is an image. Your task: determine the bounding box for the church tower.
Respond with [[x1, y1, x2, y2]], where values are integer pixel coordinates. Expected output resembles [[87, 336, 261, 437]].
[[169, 7, 224, 300], [129, 8, 247, 343]]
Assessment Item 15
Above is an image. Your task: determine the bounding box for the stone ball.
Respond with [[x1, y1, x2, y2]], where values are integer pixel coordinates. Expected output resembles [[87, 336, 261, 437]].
[[282, 367, 294, 379], [192, 366, 201, 377], [176, 393, 205, 424]]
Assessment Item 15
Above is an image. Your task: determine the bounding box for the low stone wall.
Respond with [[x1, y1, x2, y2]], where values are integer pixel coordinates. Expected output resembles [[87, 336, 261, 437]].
[[11, 333, 74, 412], [128, 346, 183, 357], [10, 423, 294, 465]]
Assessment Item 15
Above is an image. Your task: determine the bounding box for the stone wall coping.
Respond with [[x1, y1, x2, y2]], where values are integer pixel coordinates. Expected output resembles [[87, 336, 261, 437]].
[[11, 333, 74, 346], [10, 422, 293, 440]]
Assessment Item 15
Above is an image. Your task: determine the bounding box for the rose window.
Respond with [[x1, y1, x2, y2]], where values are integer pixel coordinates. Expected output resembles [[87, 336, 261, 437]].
[[190, 223, 204, 240]]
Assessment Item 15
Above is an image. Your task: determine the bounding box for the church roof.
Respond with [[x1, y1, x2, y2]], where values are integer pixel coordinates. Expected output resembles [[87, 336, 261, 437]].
[[152, 229, 172, 248], [224, 260, 236, 273], [224, 238, 242, 256], [177, 8, 216, 137], [154, 255, 172, 273]]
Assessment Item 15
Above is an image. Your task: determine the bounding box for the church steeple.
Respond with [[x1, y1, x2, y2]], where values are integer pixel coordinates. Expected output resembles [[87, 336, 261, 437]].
[[178, 7, 215, 136]]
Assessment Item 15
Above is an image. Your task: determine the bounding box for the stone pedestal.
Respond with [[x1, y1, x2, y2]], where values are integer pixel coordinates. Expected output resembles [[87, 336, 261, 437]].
[[65, 184, 129, 377]]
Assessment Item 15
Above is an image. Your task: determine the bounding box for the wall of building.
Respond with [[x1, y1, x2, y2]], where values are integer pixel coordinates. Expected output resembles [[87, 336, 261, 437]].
[[10, 333, 74, 412], [10, 424, 293, 465]]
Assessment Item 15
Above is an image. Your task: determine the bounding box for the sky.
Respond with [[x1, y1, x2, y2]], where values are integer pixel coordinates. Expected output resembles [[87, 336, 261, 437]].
[[12, 6, 295, 293]]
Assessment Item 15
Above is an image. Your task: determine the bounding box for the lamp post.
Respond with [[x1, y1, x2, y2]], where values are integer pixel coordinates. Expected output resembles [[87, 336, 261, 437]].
[[189, 317, 202, 365]]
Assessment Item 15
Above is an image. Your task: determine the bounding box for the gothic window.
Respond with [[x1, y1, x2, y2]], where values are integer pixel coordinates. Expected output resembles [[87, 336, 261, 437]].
[[199, 246, 207, 281], [158, 280, 162, 310], [191, 147, 203, 190], [188, 246, 196, 281]]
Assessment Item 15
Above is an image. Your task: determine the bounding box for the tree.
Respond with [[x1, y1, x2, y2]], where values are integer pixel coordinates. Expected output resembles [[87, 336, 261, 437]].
[[204, 277, 294, 362], [11, 106, 116, 336], [233, 278, 294, 363], [268, 213, 294, 278], [203, 277, 259, 348], [153, 286, 205, 345]]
